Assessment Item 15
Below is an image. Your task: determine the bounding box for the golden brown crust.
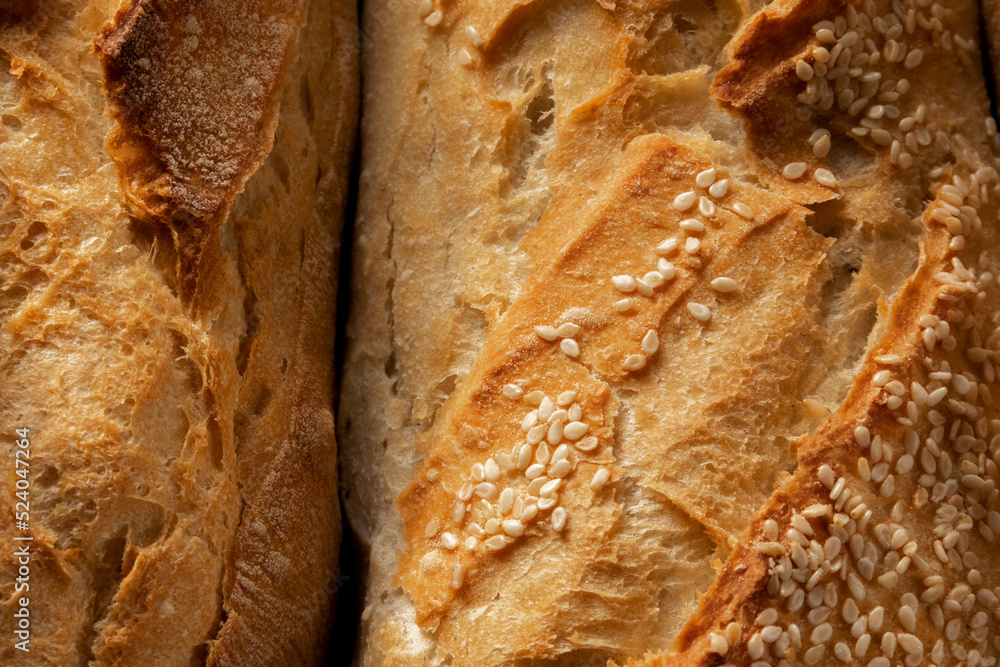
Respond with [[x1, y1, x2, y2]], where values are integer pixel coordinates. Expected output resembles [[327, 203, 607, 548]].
[[0, 0, 355, 664], [343, 0, 1000, 664], [96, 0, 305, 307]]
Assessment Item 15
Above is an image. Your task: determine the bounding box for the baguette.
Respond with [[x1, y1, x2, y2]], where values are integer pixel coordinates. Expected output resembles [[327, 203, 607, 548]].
[[340, 0, 1000, 664], [0, 1, 356, 664]]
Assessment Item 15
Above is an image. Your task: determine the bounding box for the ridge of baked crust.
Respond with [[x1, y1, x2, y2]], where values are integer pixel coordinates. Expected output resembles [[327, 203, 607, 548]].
[[96, 0, 305, 308]]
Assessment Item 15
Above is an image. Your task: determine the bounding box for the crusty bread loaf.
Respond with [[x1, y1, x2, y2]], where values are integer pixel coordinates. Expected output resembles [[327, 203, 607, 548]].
[[340, 0, 1000, 664], [0, 1, 356, 664]]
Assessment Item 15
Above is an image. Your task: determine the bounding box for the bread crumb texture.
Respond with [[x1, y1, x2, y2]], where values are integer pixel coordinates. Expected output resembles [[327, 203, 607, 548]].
[[0, 0, 355, 664], [340, 0, 1000, 664]]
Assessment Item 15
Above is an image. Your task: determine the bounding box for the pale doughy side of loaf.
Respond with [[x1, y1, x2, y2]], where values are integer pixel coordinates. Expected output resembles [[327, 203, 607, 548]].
[[0, 1, 355, 664], [340, 0, 1000, 664]]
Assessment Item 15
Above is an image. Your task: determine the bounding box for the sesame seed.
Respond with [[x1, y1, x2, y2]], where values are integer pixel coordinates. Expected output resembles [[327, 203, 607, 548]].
[[526, 476, 547, 495], [556, 322, 580, 338], [687, 302, 712, 321], [525, 463, 545, 480], [641, 329, 659, 354], [673, 191, 697, 211], [622, 354, 646, 371], [546, 420, 563, 445], [870, 128, 892, 145], [643, 271, 665, 288], [761, 625, 781, 643], [498, 488, 514, 514], [656, 238, 679, 255], [563, 421, 589, 440], [657, 258, 676, 278], [710, 277, 739, 293], [755, 542, 785, 556], [874, 354, 901, 364], [548, 459, 572, 478], [903, 48, 923, 69], [680, 218, 705, 232], [811, 623, 833, 644], [539, 479, 562, 497], [485, 535, 507, 551], [464, 25, 482, 46], [635, 279, 654, 297], [484, 458, 500, 481], [709, 179, 730, 198], [575, 436, 598, 452], [796, 60, 815, 81], [424, 9, 443, 26], [534, 325, 558, 341], [590, 468, 610, 490], [457, 49, 473, 66], [685, 237, 701, 254], [474, 482, 497, 499], [451, 564, 464, 589], [854, 425, 871, 447], [733, 202, 754, 219], [501, 519, 524, 537], [813, 133, 832, 158], [611, 275, 636, 293], [756, 608, 779, 625], [551, 507, 567, 531], [815, 168, 838, 187], [803, 398, 827, 417], [783, 162, 808, 179], [557, 390, 576, 406], [695, 168, 717, 188], [538, 396, 554, 421], [524, 390, 545, 405], [441, 532, 459, 549], [699, 196, 716, 217], [503, 384, 523, 399], [560, 339, 580, 358], [897, 633, 922, 654], [708, 633, 728, 655], [614, 298, 634, 313], [818, 465, 836, 487]]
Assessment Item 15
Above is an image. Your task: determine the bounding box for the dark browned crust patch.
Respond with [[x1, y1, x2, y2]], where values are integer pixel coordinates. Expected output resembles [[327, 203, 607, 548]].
[[97, 0, 305, 307]]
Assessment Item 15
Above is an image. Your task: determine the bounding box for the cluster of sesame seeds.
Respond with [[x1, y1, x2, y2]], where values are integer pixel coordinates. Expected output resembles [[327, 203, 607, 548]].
[[430, 385, 610, 590], [711, 154, 1000, 666], [418, 0, 442, 27], [672, 166, 754, 221], [611, 166, 744, 342], [923, 170, 998, 255], [416, 1, 484, 67], [534, 321, 582, 358], [791, 0, 977, 175], [457, 26, 482, 67]]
